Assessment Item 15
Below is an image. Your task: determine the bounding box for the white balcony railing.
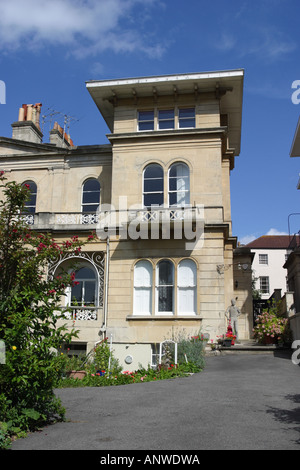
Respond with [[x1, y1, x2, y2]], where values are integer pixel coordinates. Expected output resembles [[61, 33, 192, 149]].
[[21, 206, 224, 230], [61, 307, 99, 321], [55, 213, 100, 225], [128, 206, 202, 222]]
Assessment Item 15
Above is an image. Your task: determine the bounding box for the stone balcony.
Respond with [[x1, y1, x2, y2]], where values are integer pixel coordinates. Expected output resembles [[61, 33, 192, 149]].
[[22, 205, 225, 233]]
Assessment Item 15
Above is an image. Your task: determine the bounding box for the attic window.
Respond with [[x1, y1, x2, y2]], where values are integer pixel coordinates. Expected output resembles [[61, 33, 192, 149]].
[[179, 108, 195, 128], [158, 109, 174, 130], [138, 111, 154, 131], [138, 107, 195, 132]]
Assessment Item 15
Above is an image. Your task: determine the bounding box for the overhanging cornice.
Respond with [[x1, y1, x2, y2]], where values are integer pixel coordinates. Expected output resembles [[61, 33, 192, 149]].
[[86, 69, 244, 156]]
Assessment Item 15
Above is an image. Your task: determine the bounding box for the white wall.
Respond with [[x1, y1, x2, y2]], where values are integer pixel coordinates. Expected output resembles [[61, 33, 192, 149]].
[[251, 249, 287, 299]]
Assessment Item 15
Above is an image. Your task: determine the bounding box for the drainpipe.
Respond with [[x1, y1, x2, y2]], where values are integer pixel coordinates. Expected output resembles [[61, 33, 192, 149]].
[[102, 236, 110, 337]]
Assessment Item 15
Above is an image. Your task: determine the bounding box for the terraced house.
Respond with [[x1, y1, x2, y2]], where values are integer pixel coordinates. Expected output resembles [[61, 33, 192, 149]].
[[0, 70, 253, 369]]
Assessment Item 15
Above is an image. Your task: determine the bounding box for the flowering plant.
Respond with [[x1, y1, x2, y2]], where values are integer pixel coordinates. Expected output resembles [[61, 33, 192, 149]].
[[253, 307, 291, 344]]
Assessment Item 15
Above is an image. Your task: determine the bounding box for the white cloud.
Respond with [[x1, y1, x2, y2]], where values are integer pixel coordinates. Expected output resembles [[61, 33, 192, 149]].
[[215, 19, 296, 64], [0, 0, 164, 58], [265, 228, 288, 236], [243, 29, 296, 61], [214, 32, 236, 52], [239, 234, 257, 245]]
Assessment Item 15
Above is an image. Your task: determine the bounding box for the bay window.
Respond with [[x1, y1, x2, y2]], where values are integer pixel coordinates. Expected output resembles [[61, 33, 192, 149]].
[[133, 258, 197, 316]]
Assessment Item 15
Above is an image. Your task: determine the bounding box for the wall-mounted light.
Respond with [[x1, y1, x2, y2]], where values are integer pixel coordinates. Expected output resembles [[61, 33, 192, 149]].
[[238, 263, 249, 271]]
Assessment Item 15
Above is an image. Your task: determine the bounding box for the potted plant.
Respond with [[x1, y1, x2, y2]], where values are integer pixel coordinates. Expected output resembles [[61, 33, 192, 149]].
[[222, 322, 236, 347], [63, 351, 88, 379]]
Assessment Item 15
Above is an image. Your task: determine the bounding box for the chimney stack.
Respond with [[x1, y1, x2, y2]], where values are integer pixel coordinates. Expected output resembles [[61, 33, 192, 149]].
[[12, 103, 43, 144], [49, 121, 74, 148]]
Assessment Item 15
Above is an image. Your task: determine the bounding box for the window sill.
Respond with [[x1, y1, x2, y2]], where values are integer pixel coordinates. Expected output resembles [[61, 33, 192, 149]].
[[126, 315, 202, 321], [108, 127, 227, 142]]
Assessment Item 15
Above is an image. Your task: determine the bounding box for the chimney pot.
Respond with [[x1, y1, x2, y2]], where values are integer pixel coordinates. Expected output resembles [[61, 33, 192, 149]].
[[12, 103, 43, 143], [26, 105, 33, 121], [18, 107, 25, 121]]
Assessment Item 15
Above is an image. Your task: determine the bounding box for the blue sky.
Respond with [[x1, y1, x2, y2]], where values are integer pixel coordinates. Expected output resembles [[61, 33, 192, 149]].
[[0, 0, 299, 244]]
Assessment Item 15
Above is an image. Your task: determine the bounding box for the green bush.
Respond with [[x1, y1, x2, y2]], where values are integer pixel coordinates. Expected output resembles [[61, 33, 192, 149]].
[[57, 363, 199, 388], [0, 173, 94, 448], [177, 336, 205, 369]]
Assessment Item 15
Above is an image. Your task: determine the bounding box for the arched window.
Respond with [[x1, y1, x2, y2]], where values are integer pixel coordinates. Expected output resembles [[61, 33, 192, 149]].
[[22, 180, 37, 213], [156, 260, 174, 314], [177, 259, 197, 315], [143, 164, 164, 207], [82, 179, 100, 213], [133, 260, 153, 315], [168, 163, 190, 207], [70, 266, 97, 307]]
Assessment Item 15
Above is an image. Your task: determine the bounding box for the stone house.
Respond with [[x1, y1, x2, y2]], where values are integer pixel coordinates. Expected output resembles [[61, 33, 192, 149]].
[[0, 70, 253, 369]]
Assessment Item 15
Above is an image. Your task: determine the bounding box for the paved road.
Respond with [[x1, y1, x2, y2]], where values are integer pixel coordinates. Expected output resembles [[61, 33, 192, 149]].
[[11, 351, 300, 451]]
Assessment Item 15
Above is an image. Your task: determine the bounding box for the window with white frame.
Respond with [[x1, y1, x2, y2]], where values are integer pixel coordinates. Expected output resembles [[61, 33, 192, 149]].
[[177, 259, 197, 314], [259, 276, 270, 294], [133, 259, 197, 316], [138, 110, 154, 131], [178, 108, 195, 128], [82, 178, 100, 213], [143, 164, 164, 207], [138, 107, 195, 131], [259, 254, 268, 265], [158, 109, 175, 130], [22, 180, 37, 213], [151, 343, 160, 368], [133, 260, 153, 315], [168, 162, 190, 207], [156, 260, 174, 314], [70, 266, 98, 306]]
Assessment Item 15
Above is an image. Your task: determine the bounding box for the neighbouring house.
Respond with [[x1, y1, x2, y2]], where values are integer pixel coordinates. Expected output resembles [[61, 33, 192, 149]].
[[246, 235, 299, 300], [0, 70, 253, 369]]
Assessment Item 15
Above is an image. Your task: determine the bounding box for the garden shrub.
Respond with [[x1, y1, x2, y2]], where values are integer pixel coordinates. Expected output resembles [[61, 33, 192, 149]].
[[0, 173, 94, 448], [176, 331, 206, 370], [253, 300, 292, 344]]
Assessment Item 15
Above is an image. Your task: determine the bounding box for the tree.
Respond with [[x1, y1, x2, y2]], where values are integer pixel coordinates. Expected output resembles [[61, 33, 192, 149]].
[[252, 274, 261, 300], [0, 172, 94, 446]]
